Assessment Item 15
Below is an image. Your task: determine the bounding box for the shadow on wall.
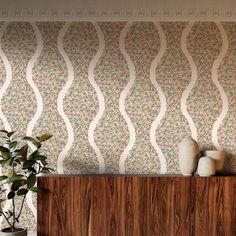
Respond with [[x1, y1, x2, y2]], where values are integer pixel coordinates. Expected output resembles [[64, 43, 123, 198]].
[[224, 153, 236, 174], [64, 158, 99, 174]]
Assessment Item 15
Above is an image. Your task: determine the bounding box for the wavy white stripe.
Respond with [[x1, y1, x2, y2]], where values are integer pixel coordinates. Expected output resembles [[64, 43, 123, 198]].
[[25, 22, 43, 222], [212, 22, 229, 149], [0, 22, 12, 226], [118, 22, 136, 174], [88, 22, 105, 173], [0, 22, 11, 131], [149, 22, 167, 174], [180, 22, 198, 141], [26, 23, 43, 137], [57, 22, 75, 174]]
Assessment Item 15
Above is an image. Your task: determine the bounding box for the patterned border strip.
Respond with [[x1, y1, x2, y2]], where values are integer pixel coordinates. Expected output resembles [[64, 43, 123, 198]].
[[0, 8, 236, 20]]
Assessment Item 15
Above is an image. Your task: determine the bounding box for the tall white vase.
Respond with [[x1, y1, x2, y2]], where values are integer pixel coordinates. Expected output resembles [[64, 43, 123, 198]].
[[204, 150, 225, 173], [179, 138, 200, 176]]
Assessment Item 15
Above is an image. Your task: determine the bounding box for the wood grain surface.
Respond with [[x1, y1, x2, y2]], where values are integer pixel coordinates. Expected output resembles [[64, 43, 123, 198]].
[[37, 175, 236, 236]]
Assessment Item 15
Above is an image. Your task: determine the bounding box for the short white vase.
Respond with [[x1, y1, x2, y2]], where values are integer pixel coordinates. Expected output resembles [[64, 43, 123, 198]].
[[198, 156, 215, 177], [204, 150, 225, 173], [179, 137, 200, 176]]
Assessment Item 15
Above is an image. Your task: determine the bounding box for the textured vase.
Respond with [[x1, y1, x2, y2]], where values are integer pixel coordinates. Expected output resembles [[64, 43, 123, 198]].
[[0, 228, 27, 236], [179, 137, 200, 176], [198, 157, 216, 177], [204, 150, 225, 173]]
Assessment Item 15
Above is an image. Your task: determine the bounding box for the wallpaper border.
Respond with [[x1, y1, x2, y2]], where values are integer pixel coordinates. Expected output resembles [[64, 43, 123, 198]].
[[1, 8, 236, 21]]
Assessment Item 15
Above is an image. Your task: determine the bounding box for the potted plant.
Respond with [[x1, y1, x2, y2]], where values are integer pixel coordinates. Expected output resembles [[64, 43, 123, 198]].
[[0, 130, 53, 236]]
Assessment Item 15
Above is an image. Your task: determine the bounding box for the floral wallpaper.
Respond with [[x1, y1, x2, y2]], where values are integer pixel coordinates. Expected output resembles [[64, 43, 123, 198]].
[[0, 21, 235, 231]]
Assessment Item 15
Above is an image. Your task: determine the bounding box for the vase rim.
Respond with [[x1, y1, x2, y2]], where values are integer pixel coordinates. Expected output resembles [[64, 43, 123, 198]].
[[205, 150, 225, 153], [1, 227, 27, 233]]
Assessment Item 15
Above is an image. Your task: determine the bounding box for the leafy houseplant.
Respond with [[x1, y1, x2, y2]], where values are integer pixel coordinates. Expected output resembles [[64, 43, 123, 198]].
[[0, 130, 53, 236]]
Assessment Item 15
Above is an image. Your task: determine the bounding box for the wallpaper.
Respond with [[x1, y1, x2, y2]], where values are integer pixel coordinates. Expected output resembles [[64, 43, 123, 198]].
[[0, 21, 236, 231]]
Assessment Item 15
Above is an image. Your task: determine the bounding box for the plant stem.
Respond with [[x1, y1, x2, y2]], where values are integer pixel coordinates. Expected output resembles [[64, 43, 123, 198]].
[[16, 194, 26, 221], [12, 197, 15, 231], [0, 207, 13, 228]]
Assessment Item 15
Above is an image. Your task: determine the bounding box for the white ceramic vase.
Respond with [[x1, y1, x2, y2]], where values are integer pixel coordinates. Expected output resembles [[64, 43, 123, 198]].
[[204, 150, 225, 173], [0, 228, 27, 236], [179, 137, 200, 176], [198, 156, 215, 177]]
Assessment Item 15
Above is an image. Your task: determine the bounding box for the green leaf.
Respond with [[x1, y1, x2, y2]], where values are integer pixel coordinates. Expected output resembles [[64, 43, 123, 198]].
[[17, 188, 28, 196], [38, 134, 53, 142], [40, 167, 54, 173], [27, 173, 36, 189], [11, 182, 20, 191], [0, 130, 8, 134], [30, 187, 41, 193], [29, 150, 39, 160], [9, 175, 24, 182], [27, 167, 37, 173], [9, 141, 17, 149], [2, 159, 11, 168], [23, 137, 41, 149], [8, 170, 14, 178], [0, 176, 8, 181], [11, 179, 27, 191], [40, 160, 47, 166], [19, 144, 28, 158], [14, 159, 21, 165], [23, 160, 35, 169], [15, 157, 26, 163], [0, 199, 5, 203], [24, 137, 37, 142], [35, 155, 47, 161], [7, 191, 15, 199], [0, 146, 9, 153], [40, 168, 50, 174], [7, 131, 15, 138], [1, 152, 10, 159]]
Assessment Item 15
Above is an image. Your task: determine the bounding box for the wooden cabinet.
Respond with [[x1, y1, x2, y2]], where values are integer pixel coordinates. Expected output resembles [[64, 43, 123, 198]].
[[37, 175, 236, 236]]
